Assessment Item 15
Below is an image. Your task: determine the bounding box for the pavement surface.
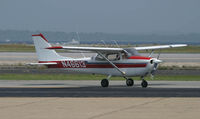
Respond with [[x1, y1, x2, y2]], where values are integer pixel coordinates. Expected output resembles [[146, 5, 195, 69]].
[[0, 98, 199, 119], [0, 80, 200, 97], [0, 97, 199, 119], [0, 52, 199, 66], [0, 80, 200, 119]]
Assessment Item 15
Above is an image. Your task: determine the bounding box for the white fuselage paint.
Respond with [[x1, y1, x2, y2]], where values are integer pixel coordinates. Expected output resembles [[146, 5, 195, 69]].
[[50, 58, 154, 77]]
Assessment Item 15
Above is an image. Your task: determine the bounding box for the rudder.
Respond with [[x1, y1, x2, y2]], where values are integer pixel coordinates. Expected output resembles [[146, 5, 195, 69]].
[[32, 33, 66, 61]]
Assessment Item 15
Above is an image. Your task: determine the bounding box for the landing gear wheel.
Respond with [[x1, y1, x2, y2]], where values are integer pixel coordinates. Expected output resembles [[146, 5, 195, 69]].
[[126, 78, 134, 86], [101, 79, 109, 87], [141, 80, 148, 88]]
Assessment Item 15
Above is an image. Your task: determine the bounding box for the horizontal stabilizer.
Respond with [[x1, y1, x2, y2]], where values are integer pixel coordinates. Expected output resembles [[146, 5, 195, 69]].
[[27, 62, 57, 65]]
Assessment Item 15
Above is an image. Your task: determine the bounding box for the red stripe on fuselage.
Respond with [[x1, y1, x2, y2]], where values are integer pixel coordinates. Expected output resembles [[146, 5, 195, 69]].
[[86, 64, 146, 68], [39, 61, 147, 68]]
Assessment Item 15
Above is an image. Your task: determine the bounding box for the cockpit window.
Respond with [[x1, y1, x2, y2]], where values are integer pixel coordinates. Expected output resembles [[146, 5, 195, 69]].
[[106, 53, 120, 61], [121, 52, 127, 59], [95, 53, 120, 61], [94, 48, 140, 61]]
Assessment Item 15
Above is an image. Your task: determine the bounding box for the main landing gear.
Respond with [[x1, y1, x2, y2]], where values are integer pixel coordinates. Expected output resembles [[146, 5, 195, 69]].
[[100, 75, 135, 87], [101, 78, 134, 87], [101, 79, 109, 87], [101, 75, 111, 87], [126, 78, 134, 86]]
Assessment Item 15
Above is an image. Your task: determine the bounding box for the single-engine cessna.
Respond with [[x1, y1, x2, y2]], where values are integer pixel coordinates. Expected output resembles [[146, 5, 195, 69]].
[[30, 33, 187, 88]]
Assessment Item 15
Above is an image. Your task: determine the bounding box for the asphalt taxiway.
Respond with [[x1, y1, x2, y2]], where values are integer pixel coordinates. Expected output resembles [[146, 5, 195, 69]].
[[0, 80, 200, 119], [0, 80, 200, 97]]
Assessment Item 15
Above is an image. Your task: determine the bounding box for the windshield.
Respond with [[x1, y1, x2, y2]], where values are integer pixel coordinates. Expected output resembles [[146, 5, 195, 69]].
[[124, 48, 140, 57]]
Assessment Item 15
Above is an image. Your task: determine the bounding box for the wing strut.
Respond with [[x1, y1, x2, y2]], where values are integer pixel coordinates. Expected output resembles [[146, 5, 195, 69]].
[[97, 51, 127, 79]]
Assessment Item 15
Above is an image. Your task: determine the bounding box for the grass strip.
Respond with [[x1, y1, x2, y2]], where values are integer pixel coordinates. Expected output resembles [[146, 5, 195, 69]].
[[0, 74, 200, 81]]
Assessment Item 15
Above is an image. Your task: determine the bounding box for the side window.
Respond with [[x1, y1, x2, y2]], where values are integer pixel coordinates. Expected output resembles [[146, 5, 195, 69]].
[[121, 53, 128, 59], [95, 53, 121, 61], [106, 53, 120, 61]]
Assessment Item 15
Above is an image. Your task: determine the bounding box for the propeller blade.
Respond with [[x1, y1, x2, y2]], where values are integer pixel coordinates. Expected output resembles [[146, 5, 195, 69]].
[[154, 59, 162, 63]]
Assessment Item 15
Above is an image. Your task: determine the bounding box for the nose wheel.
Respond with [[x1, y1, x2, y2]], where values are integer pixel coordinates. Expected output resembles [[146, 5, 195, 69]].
[[126, 78, 134, 86]]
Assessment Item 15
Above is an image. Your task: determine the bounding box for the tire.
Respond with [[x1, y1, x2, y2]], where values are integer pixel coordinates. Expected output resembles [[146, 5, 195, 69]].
[[126, 78, 134, 86], [101, 79, 109, 87], [141, 80, 148, 88]]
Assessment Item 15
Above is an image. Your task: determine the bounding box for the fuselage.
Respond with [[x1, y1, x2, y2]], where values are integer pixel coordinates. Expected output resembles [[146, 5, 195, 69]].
[[39, 55, 155, 77], [32, 33, 156, 77]]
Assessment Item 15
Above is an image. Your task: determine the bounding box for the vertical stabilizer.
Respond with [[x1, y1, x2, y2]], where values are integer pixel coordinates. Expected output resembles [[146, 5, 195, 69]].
[[32, 33, 66, 61]]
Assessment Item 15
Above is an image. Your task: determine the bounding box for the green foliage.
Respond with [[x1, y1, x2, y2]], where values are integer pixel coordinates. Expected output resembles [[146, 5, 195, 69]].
[[0, 74, 200, 81], [0, 44, 35, 52]]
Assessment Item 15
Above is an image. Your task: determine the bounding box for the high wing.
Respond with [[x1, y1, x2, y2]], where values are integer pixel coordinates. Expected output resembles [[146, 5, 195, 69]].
[[134, 44, 187, 51], [46, 46, 124, 53], [46, 44, 187, 52]]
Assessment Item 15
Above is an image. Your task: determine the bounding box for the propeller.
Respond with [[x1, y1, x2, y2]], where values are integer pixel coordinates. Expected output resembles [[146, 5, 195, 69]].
[[150, 58, 162, 79], [150, 49, 162, 79]]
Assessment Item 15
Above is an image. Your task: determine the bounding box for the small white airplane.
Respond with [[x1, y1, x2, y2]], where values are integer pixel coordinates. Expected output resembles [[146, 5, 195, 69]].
[[30, 33, 187, 88]]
